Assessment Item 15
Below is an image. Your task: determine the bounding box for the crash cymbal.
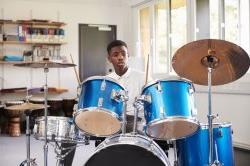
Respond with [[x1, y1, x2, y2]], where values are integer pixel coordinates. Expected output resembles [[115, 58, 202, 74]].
[[5, 102, 48, 111], [172, 39, 250, 85], [14, 60, 76, 68]]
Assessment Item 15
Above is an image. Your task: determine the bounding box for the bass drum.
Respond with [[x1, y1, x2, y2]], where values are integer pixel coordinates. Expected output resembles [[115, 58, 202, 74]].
[[84, 134, 171, 166]]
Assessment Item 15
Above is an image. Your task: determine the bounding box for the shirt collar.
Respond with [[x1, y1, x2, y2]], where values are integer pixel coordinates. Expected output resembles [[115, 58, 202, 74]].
[[113, 67, 131, 79]]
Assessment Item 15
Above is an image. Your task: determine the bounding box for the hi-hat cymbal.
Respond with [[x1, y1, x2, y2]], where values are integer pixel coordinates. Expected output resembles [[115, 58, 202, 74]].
[[14, 60, 76, 68], [5, 102, 49, 111], [172, 39, 250, 85]]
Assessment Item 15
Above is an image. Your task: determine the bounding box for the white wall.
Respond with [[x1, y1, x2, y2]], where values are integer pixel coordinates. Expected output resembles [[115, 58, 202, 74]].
[[0, 0, 132, 99]]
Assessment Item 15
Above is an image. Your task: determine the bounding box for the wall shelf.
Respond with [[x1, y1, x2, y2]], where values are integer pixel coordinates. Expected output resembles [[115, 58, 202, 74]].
[[0, 87, 68, 94], [0, 19, 66, 27], [0, 61, 24, 64], [0, 41, 66, 45]]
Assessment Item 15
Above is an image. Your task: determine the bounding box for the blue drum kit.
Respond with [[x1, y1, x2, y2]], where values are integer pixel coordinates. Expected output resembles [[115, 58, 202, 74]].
[[13, 39, 250, 166], [73, 39, 250, 166]]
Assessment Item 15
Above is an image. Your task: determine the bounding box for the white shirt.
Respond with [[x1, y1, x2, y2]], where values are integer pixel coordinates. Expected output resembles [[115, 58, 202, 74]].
[[107, 68, 146, 117]]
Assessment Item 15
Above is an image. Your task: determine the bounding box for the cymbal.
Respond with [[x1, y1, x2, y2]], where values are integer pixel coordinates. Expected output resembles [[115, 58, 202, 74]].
[[14, 60, 76, 68], [5, 102, 48, 111], [172, 39, 250, 85]]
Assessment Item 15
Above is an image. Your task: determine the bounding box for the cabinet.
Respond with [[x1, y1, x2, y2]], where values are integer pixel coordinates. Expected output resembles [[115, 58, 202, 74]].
[[0, 19, 68, 93]]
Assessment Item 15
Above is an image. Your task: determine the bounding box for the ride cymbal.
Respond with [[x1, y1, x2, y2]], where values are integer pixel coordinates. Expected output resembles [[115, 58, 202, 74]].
[[172, 39, 250, 85]]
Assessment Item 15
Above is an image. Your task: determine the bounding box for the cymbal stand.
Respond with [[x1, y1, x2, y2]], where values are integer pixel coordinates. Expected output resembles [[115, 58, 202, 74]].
[[207, 67, 214, 165], [19, 110, 38, 166], [51, 133, 89, 166], [43, 65, 49, 166], [202, 54, 221, 166]]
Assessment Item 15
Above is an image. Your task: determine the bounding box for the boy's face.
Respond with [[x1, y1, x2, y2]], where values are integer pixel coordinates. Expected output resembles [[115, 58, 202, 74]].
[[108, 45, 129, 70]]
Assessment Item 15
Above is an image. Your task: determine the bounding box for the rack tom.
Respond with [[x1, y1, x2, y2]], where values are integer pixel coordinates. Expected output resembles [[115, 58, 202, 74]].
[[141, 77, 199, 140], [74, 76, 126, 137]]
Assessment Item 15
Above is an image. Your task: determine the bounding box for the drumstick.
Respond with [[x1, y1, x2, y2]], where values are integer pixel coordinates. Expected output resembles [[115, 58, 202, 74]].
[[145, 54, 150, 85], [70, 54, 81, 85]]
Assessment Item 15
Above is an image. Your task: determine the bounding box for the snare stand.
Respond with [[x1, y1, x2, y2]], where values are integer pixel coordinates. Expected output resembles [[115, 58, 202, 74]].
[[52, 134, 89, 166], [53, 138, 76, 166]]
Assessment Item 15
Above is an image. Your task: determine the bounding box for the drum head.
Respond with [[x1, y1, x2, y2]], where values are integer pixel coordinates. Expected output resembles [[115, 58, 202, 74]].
[[85, 144, 166, 166], [146, 117, 199, 140], [75, 108, 121, 137]]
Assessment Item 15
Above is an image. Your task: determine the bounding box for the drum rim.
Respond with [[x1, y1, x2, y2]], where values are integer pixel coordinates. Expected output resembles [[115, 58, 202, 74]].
[[5, 100, 24, 104], [74, 107, 122, 121], [199, 122, 232, 129], [63, 98, 77, 101], [34, 135, 76, 142], [29, 97, 45, 102], [73, 108, 122, 137], [85, 133, 170, 166], [35, 116, 70, 121], [145, 116, 200, 140], [142, 76, 193, 92], [47, 98, 63, 101], [81, 75, 127, 91]]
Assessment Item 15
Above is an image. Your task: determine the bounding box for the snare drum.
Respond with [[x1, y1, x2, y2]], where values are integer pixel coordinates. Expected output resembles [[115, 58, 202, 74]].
[[33, 116, 76, 142], [74, 76, 126, 137], [141, 78, 199, 140], [84, 134, 171, 166], [176, 122, 234, 166]]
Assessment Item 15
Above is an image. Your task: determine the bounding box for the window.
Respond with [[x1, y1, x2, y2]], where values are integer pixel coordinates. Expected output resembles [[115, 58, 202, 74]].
[[137, 0, 188, 76], [210, 0, 249, 55], [139, 7, 151, 71], [135, 0, 250, 77], [154, 1, 168, 73], [169, 0, 187, 73]]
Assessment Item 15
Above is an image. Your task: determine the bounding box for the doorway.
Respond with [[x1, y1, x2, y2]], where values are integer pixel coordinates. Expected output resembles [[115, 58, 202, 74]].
[[79, 24, 116, 81]]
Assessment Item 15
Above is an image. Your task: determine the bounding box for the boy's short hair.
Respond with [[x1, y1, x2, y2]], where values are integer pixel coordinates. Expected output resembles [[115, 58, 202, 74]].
[[107, 40, 127, 54]]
